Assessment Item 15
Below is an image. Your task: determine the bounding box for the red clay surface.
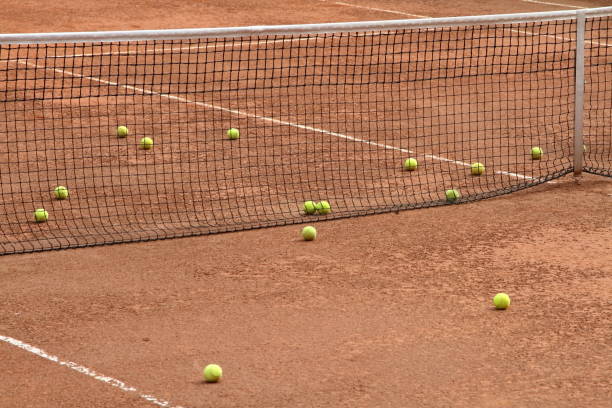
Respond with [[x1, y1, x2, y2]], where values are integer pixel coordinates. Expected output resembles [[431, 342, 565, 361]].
[[1, 1, 611, 407]]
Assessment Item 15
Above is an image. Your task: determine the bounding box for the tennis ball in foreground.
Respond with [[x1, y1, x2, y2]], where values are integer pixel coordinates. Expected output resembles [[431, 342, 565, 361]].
[[227, 128, 240, 140], [140, 137, 153, 150], [54, 186, 69, 200], [303, 201, 317, 215], [403, 158, 418, 171], [203, 364, 222, 383], [117, 126, 129, 138], [301, 226, 317, 241], [445, 189, 461, 203], [34, 208, 48, 223], [316, 200, 331, 215], [471, 162, 485, 175], [493, 293, 511, 310], [531, 146, 543, 160]]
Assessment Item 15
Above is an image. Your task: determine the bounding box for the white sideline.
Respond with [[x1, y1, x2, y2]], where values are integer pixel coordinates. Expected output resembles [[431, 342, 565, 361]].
[[0, 335, 187, 408], [19, 58, 540, 181], [522, 0, 585, 9]]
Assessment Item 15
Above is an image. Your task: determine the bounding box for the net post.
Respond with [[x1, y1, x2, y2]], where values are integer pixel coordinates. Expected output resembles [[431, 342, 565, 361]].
[[573, 12, 586, 176]]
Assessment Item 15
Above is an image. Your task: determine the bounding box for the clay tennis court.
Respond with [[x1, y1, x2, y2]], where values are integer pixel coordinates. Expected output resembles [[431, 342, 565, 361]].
[[1, 1, 611, 407]]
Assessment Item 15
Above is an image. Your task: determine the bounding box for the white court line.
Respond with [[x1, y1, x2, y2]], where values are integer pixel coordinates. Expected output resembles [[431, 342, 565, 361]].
[[321, 0, 610, 46], [329, 1, 429, 18], [522, 0, 585, 9], [18, 60, 413, 155], [0, 335, 187, 408], [19, 58, 541, 181]]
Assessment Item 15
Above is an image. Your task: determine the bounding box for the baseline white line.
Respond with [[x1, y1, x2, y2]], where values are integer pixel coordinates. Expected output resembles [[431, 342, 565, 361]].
[[0, 335, 187, 408], [328, 1, 429, 18], [521, 0, 585, 9], [321, 0, 610, 46], [17, 59, 538, 180]]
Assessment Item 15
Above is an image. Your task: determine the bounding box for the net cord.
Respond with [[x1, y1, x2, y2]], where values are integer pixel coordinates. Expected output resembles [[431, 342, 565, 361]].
[[0, 6, 610, 44]]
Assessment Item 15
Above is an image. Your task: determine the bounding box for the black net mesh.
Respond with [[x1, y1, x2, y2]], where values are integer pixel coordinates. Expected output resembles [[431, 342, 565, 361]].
[[0, 17, 608, 255]]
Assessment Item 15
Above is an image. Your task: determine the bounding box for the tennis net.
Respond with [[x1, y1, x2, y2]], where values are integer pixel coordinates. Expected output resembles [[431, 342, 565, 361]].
[[0, 7, 610, 254]]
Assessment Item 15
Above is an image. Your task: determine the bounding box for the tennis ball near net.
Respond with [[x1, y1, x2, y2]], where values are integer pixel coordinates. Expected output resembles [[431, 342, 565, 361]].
[[531, 146, 543, 160], [54, 186, 69, 200], [117, 126, 129, 138], [471, 162, 485, 176], [303, 201, 317, 215], [445, 189, 461, 203], [140, 137, 153, 150], [316, 200, 331, 215], [403, 157, 418, 171], [34, 208, 48, 223], [227, 128, 240, 140], [203, 364, 222, 383], [301, 226, 317, 241], [493, 293, 511, 310]]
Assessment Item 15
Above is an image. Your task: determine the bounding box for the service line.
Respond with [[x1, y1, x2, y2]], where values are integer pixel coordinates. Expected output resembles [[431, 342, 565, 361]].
[[0, 334, 187, 408], [17, 58, 540, 181]]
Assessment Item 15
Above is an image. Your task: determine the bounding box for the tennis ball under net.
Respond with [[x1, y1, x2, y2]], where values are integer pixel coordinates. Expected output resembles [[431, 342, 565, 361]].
[[403, 158, 418, 171], [34, 208, 48, 223], [303, 201, 317, 215], [471, 162, 485, 176], [140, 137, 153, 150], [316, 200, 331, 215], [227, 128, 240, 140], [445, 189, 461, 203], [54, 186, 69, 200], [531, 146, 543, 160], [117, 126, 129, 138]]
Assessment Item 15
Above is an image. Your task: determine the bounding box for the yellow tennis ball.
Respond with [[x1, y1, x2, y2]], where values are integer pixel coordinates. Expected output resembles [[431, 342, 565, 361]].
[[140, 137, 153, 150], [316, 200, 331, 215], [303, 201, 317, 215], [227, 128, 240, 140], [531, 146, 543, 160], [54, 186, 69, 200], [117, 126, 129, 138], [445, 189, 461, 203], [403, 158, 418, 171], [493, 293, 511, 310], [34, 208, 48, 223], [203, 364, 222, 383], [301, 226, 317, 241], [471, 162, 485, 175]]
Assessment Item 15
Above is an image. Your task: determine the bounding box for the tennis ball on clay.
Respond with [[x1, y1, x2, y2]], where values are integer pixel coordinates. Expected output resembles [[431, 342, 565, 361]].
[[117, 126, 129, 138], [203, 364, 222, 383], [54, 186, 69, 200], [531, 146, 543, 160], [303, 201, 317, 215], [403, 157, 418, 171], [493, 293, 511, 310], [140, 137, 153, 150], [471, 162, 485, 176], [445, 189, 461, 203], [33, 208, 48, 223], [227, 128, 240, 140], [316, 200, 331, 215], [301, 226, 317, 241]]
